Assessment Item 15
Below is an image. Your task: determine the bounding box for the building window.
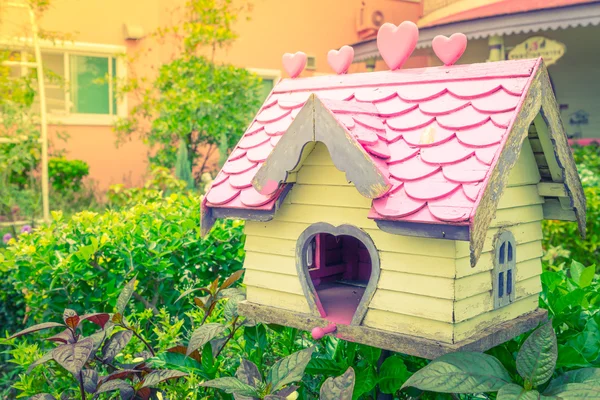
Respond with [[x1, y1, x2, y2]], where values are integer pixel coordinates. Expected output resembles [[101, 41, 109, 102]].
[[248, 68, 281, 102], [493, 231, 516, 309], [4, 40, 126, 124]]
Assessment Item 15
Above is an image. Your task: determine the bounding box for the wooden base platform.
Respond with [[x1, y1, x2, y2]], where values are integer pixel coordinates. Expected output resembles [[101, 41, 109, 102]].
[[238, 301, 548, 360]]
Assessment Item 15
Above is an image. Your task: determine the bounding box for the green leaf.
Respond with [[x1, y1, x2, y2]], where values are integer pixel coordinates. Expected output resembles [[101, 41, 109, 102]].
[[101, 330, 133, 363], [498, 383, 541, 399], [201, 377, 260, 397], [51, 337, 95, 377], [140, 369, 188, 388], [544, 383, 600, 398], [147, 352, 201, 372], [357, 344, 381, 364], [378, 355, 410, 394], [27, 351, 54, 374], [570, 260, 595, 288], [9, 322, 64, 339], [545, 368, 600, 393], [175, 286, 209, 303], [267, 347, 315, 392], [401, 352, 511, 393], [187, 323, 226, 356], [320, 367, 355, 400], [353, 366, 377, 400], [116, 275, 137, 314], [516, 321, 557, 387]]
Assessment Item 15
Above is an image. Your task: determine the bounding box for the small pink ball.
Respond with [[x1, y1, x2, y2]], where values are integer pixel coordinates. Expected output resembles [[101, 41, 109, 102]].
[[311, 327, 325, 340]]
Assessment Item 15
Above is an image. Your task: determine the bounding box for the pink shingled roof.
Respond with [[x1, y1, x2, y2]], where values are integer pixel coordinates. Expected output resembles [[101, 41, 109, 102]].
[[205, 58, 540, 226]]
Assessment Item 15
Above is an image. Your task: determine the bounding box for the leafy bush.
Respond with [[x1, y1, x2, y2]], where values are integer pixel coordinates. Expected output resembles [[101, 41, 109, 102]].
[[543, 144, 600, 267], [403, 321, 600, 398], [0, 191, 245, 331], [48, 157, 90, 193]]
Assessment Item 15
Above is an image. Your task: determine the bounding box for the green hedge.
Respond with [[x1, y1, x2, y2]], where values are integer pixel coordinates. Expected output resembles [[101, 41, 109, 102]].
[[0, 192, 245, 329]]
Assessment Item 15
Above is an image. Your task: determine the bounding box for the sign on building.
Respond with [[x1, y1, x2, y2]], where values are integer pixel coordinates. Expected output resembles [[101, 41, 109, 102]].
[[508, 36, 566, 66]]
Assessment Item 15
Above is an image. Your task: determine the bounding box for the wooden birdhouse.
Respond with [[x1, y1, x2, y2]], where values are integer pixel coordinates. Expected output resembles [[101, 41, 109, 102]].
[[201, 39, 585, 358]]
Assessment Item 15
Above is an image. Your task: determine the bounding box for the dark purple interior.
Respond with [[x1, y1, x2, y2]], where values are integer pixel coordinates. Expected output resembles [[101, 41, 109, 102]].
[[307, 233, 372, 324]]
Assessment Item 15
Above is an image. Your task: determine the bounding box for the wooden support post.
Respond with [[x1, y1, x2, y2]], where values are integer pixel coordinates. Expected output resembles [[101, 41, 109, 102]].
[[376, 349, 393, 400]]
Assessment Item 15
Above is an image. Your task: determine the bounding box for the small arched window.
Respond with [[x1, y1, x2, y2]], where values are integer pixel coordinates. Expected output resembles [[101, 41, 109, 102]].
[[494, 231, 516, 309]]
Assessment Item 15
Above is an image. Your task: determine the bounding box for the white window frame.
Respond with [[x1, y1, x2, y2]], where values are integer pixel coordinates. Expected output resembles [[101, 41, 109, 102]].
[[1, 38, 127, 126], [493, 230, 517, 309]]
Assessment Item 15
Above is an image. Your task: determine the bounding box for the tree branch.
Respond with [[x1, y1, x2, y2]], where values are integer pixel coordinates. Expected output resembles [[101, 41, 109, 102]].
[[133, 292, 159, 315]]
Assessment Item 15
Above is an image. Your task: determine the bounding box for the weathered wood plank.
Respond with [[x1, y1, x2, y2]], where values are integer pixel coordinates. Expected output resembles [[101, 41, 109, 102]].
[[245, 287, 310, 313], [296, 165, 353, 186], [239, 300, 548, 357], [243, 251, 297, 275], [378, 270, 455, 299], [244, 269, 304, 295], [537, 182, 568, 197], [369, 289, 453, 323], [542, 198, 577, 221], [506, 139, 541, 187], [497, 185, 544, 209], [469, 62, 543, 266], [290, 184, 371, 209], [457, 221, 543, 258], [454, 276, 542, 322], [453, 295, 540, 342], [456, 240, 543, 277], [454, 258, 542, 300], [537, 66, 586, 237], [363, 309, 453, 343]]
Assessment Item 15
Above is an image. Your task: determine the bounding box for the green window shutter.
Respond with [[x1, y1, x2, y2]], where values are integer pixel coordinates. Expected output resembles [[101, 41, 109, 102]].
[[70, 55, 109, 114]]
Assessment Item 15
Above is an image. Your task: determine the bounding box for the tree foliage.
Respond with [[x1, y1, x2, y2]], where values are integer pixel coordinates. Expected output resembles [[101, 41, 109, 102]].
[[115, 0, 262, 180]]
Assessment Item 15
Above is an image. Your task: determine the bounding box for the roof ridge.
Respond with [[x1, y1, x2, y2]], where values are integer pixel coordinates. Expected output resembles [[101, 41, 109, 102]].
[[274, 58, 539, 94]]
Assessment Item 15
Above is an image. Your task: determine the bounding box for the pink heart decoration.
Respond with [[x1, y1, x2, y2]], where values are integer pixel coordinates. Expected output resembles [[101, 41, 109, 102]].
[[376, 22, 419, 71], [282, 52, 307, 78], [432, 33, 467, 66], [327, 45, 354, 74]]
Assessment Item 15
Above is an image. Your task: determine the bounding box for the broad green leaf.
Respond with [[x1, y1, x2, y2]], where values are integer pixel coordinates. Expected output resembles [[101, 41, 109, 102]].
[[201, 377, 260, 397], [140, 369, 188, 388], [498, 383, 541, 399], [202, 342, 216, 376], [267, 347, 315, 391], [544, 383, 600, 398], [9, 322, 64, 339], [353, 366, 377, 400], [357, 344, 381, 364], [401, 352, 511, 393], [378, 355, 410, 394], [306, 357, 346, 376], [81, 369, 98, 393], [545, 368, 600, 393], [236, 359, 262, 387], [95, 379, 134, 398], [570, 260, 595, 288], [516, 321, 557, 387], [147, 352, 201, 372], [27, 351, 54, 374], [116, 275, 137, 314], [51, 337, 95, 376], [320, 367, 355, 400], [187, 323, 226, 356], [102, 330, 133, 363]]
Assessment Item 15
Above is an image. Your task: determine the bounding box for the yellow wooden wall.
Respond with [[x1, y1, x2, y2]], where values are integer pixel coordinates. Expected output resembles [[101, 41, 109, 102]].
[[242, 140, 544, 344]]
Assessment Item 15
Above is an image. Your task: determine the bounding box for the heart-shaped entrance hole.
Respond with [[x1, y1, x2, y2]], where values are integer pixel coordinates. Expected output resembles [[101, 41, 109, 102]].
[[306, 233, 372, 325]]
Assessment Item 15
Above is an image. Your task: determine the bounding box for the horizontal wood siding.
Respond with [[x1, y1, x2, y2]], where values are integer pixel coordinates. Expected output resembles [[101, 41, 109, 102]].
[[452, 138, 544, 342]]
